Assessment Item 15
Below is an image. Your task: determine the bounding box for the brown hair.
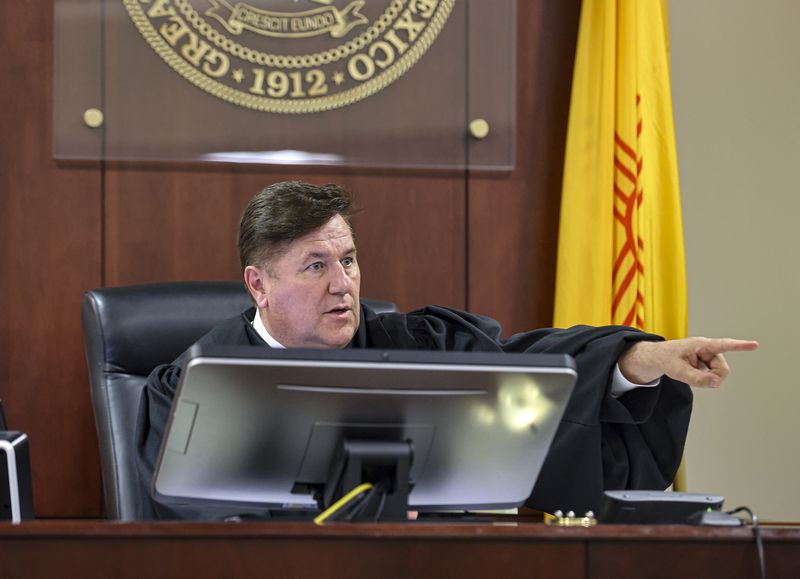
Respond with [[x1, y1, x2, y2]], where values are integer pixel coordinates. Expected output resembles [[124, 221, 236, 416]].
[[237, 181, 354, 270]]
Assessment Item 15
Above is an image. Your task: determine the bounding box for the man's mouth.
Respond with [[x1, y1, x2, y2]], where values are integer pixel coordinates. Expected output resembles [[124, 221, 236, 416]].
[[325, 306, 352, 316]]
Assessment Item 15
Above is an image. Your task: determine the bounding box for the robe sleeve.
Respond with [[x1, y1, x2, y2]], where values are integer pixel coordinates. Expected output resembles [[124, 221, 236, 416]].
[[134, 310, 267, 520], [134, 363, 182, 520]]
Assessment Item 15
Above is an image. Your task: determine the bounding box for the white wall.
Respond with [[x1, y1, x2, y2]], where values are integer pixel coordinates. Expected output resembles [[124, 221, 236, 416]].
[[670, 0, 800, 520]]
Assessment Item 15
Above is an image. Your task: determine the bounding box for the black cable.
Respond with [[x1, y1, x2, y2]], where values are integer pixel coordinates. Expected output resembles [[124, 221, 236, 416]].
[[373, 488, 389, 522], [343, 484, 381, 521], [726, 506, 765, 579], [325, 479, 395, 522]]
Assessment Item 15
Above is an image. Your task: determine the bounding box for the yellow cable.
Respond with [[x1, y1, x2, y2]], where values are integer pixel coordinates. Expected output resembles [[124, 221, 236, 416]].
[[313, 483, 374, 525]]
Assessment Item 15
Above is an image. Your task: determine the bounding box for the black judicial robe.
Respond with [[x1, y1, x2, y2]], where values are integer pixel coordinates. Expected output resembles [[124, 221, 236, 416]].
[[135, 303, 692, 520]]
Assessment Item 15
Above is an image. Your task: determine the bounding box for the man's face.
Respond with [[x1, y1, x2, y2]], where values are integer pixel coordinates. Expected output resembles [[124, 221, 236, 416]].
[[245, 214, 361, 348]]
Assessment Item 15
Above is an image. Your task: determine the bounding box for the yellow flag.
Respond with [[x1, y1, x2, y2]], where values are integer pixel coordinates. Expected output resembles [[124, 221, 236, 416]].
[[554, 0, 686, 341]]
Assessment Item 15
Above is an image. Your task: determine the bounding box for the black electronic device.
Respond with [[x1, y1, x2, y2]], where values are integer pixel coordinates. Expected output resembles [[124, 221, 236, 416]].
[[599, 490, 725, 524], [0, 400, 35, 523], [687, 509, 744, 526], [153, 346, 578, 521]]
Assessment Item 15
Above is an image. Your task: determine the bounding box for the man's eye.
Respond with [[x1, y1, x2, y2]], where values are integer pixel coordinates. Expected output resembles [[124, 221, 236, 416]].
[[308, 262, 323, 271], [342, 257, 355, 267]]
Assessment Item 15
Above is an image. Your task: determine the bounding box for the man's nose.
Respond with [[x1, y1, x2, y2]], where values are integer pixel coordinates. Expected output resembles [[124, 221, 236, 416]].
[[328, 263, 353, 294]]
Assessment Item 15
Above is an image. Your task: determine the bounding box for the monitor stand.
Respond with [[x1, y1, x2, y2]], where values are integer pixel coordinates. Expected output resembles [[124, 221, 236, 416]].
[[321, 439, 412, 522]]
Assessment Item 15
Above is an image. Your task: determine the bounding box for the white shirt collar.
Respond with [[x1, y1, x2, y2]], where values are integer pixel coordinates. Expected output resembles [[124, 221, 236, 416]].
[[252, 310, 286, 349]]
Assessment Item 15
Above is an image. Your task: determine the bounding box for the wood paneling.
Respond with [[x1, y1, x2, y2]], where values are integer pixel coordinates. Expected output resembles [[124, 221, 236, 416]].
[[2, 522, 799, 579], [468, 0, 581, 335], [342, 174, 467, 312], [104, 169, 466, 312], [588, 541, 783, 579], [0, 0, 103, 516], [0, 521, 585, 579], [2, 0, 582, 516]]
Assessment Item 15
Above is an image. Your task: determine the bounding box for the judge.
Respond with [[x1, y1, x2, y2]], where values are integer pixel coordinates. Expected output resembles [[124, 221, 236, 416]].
[[136, 181, 758, 520]]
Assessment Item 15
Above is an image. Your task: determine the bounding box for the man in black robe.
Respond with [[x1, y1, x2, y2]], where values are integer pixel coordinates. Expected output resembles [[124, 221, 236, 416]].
[[136, 181, 757, 520]]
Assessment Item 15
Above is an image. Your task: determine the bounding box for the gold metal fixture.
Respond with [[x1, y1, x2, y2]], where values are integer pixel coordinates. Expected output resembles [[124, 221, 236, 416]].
[[468, 118, 490, 139], [83, 108, 104, 129]]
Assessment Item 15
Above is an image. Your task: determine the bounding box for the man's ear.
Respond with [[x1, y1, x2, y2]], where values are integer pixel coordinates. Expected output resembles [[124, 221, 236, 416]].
[[243, 265, 270, 309]]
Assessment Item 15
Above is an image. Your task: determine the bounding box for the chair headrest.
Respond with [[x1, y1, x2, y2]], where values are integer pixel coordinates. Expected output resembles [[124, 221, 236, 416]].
[[82, 281, 252, 376]]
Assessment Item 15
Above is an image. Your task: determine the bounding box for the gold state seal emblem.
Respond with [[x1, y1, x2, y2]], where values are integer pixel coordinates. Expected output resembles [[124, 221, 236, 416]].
[[123, 0, 455, 113]]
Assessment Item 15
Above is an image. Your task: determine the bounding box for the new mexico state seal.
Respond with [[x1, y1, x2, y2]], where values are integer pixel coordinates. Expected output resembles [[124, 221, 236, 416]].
[[123, 0, 455, 113]]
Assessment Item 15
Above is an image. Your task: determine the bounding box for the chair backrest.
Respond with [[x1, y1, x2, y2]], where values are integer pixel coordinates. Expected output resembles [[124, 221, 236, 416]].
[[81, 281, 397, 520], [82, 281, 253, 520]]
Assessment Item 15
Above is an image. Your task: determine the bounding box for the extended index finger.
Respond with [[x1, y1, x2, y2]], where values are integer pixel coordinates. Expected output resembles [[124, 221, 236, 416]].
[[699, 338, 759, 355]]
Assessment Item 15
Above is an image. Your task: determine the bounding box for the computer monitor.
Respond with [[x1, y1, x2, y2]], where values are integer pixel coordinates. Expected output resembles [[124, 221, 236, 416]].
[[153, 346, 577, 519], [0, 399, 35, 523]]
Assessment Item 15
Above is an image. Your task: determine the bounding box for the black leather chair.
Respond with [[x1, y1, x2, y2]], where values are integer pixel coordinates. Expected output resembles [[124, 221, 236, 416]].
[[82, 281, 396, 520]]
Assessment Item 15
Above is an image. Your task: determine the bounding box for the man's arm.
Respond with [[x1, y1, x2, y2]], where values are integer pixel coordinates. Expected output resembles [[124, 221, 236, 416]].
[[618, 338, 759, 388]]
